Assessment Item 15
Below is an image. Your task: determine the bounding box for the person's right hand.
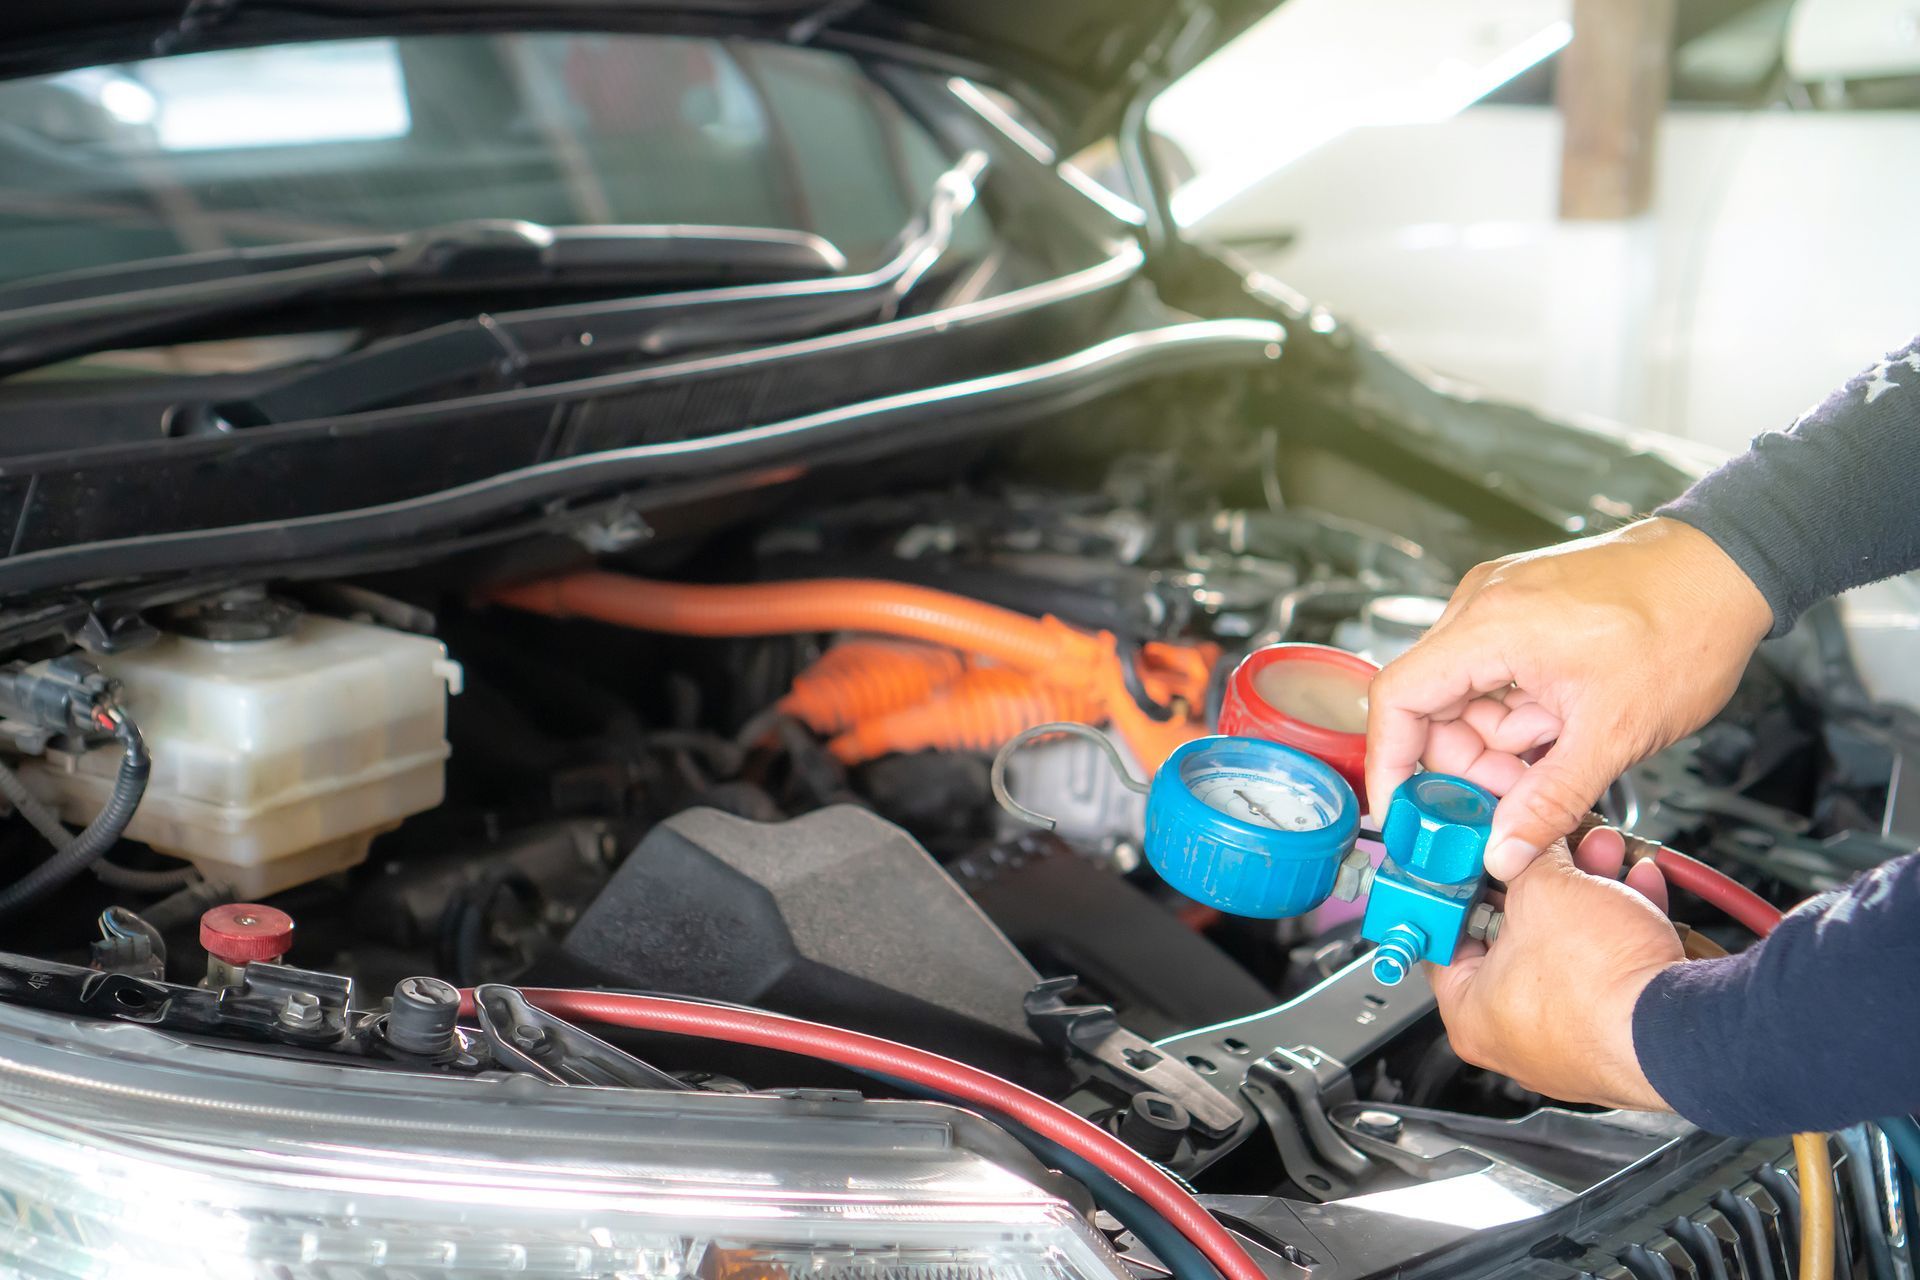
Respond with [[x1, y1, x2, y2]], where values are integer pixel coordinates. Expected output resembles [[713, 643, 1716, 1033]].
[[1427, 825, 1682, 1110], [1366, 517, 1772, 881]]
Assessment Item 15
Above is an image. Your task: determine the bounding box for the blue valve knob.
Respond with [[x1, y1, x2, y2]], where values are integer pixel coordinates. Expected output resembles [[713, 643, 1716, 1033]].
[[1361, 772, 1498, 980], [1380, 773, 1496, 885]]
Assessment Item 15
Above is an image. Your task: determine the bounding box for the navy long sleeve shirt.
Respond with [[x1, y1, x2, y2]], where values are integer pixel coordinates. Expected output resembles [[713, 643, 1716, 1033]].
[[1632, 333, 1920, 1137]]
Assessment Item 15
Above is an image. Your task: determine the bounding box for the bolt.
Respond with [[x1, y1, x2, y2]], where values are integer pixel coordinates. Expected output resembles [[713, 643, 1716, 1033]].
[[277, 990, 324, 1030], [1467, 902, 1504, 943], [387, 976, 460, 1055], [1119, 1092, 1191, 1161], [1370, 923, 1426, 986], [1352, 1109, 1403, 1142]]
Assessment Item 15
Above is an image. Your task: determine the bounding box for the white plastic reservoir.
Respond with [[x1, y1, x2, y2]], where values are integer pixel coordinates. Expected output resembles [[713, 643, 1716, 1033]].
[[27, 615, 460, 897]]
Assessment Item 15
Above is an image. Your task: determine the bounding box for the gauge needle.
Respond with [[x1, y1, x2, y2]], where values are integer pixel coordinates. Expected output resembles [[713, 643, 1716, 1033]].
[[1234, 788, 1276, 825]]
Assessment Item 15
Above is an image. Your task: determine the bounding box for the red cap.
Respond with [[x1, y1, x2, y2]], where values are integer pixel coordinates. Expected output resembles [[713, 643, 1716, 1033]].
[[1217, 643, 1377, 806], [200, 903, 294, 965]]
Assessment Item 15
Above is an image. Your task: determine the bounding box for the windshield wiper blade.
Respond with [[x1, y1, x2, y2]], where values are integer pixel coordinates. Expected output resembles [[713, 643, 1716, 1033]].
[[0, 220, 848, 380], [188, 152, 990, 427]]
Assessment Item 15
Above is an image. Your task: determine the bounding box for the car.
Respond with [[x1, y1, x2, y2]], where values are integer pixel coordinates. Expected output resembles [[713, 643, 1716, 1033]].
[[0, 4, 1904, 1277], [1156, 0, 1920, 453]]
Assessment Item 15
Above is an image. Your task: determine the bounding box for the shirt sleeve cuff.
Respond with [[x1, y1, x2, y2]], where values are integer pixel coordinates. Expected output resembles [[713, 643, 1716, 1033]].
[[1632, 957, 1777, 1139]]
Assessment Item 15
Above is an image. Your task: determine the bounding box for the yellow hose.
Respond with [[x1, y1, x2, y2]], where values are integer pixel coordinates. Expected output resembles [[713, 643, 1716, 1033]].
[[1676, 928, 1833, 1280], [1793, 1132, 1836, 1280]]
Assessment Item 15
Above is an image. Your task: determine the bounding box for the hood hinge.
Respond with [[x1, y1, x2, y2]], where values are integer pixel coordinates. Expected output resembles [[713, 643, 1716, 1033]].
[[1117, 0, 1217, 267]]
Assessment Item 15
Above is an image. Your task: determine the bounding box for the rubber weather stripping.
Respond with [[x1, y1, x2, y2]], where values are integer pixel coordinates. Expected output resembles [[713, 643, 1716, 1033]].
[[0, 319, 1283, 600]]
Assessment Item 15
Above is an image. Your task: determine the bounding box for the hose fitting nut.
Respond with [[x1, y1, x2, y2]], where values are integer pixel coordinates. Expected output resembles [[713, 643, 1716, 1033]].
[[1331, 848, 1375, 902]]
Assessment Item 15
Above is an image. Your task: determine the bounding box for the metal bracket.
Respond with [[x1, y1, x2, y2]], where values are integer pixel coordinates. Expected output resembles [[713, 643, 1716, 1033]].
[[567, 497, 653, 555], [217, 963, 355, 1045], [1153, 954, 1437, 1176], [1025, 978, 1243, 1138], [1242, 1048, 1370, 1199], [472, 985, 686, 1090], [0, 948, 378, 1052]]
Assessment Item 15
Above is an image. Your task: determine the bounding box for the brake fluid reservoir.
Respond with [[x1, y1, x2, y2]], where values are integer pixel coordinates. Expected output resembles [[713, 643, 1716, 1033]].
[[26, 612, 460, 897], [1216, 643, 1376, 803]]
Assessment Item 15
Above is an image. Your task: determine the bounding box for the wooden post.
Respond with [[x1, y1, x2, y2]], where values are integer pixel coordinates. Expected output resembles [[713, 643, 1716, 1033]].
[[1557, 0, 1676, 219]]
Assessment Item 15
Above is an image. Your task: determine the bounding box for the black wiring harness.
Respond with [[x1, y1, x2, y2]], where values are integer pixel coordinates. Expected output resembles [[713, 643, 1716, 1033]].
[[0, 658, 150, 915]]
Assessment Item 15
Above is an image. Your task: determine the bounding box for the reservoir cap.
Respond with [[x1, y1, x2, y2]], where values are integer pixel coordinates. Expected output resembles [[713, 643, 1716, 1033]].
[[200, 903, 295, 965]]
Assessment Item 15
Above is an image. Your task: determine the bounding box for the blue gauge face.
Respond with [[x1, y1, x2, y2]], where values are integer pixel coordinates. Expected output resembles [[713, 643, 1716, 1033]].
[[1182, 760, 1338, 831]]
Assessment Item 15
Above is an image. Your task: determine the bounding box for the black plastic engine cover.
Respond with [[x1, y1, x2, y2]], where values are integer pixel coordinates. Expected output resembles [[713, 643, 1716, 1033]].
[[956, 833, 1275, 1039], [553, 805, 1049, 1074]]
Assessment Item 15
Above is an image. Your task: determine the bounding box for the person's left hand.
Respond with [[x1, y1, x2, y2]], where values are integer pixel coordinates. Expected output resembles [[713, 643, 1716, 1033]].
[[1427, 826, 1684, 1111]]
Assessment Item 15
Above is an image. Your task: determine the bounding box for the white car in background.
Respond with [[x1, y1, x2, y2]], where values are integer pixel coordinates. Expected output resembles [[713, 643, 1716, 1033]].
[[1153, 0, 1920, 454]]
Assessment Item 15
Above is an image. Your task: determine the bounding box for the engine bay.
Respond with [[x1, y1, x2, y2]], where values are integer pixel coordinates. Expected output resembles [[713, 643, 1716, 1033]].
[[0, 448, 1902, 1276]]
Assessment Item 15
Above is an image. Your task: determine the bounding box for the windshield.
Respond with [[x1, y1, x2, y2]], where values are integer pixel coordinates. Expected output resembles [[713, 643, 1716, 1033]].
[[0, 33, 976, 289]]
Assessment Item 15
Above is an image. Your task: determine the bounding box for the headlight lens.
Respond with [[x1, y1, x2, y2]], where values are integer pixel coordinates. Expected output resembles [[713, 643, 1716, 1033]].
[[0, 1003, 1125, 1280]]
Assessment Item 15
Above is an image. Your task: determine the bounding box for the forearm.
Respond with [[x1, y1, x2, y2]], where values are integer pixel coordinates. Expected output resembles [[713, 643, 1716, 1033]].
[[1632, 852, 1920, 1137], [1658, 333, 1920, 637]]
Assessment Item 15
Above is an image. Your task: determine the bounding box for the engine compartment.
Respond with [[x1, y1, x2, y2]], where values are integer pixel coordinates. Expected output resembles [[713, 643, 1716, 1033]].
[[0, 440, 1901, 1274]]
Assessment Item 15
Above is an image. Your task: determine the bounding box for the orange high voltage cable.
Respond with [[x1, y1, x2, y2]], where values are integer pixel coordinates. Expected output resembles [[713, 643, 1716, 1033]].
[[778, 640, 968, 735], [827, 666, 1104, 764], [491, 573, 1218, 768]]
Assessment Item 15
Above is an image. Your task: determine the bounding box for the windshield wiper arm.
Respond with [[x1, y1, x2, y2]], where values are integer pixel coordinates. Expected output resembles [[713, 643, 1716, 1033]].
[[188, 152, 990, 427], [0, 220, 847, 380]]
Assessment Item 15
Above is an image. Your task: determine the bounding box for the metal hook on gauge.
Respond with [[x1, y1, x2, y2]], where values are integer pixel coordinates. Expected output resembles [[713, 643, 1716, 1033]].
[[990, 721, 1149, 831]]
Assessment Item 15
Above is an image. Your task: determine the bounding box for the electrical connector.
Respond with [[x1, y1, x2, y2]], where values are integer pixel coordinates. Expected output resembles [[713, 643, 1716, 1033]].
[[0, 655, 122, 736]]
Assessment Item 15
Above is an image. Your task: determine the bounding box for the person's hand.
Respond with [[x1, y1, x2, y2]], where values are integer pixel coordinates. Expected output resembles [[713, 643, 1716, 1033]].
[[1429, 826, 1682, 1110], [1366, 517, 1771, 880]]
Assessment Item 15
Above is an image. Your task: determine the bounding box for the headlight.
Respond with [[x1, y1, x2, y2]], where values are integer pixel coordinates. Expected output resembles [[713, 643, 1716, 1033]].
[[0, 1002, 1126, 1280]]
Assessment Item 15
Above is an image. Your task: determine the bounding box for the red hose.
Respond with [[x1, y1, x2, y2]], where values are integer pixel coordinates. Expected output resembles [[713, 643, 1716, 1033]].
[[1650, 846, 1784, 937], [464, 987, 1265, 1280]]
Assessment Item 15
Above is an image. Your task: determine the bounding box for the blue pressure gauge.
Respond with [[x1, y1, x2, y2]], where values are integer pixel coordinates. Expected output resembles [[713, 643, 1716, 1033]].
[[1143, 737, 1361, 919]]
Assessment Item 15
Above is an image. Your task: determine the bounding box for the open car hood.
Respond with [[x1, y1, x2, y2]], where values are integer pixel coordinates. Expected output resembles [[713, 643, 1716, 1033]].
[[0, 0, 1277, 146]]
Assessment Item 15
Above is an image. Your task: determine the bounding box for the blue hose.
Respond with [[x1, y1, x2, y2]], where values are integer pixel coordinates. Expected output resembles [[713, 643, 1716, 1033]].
[[865, 1071, 1226, 1280], [550, 999, 1233, 1280], [1020, 1132, 1228, 1280], [1878, 1115, 1920, 1187]]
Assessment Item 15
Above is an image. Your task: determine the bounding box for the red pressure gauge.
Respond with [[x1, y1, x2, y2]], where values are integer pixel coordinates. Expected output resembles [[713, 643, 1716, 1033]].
[[1217, 643, 1377, 807]]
